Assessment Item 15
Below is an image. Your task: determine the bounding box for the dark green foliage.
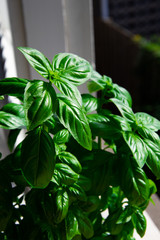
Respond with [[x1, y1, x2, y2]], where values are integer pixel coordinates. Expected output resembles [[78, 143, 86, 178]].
[[0, 47, 159, 239]]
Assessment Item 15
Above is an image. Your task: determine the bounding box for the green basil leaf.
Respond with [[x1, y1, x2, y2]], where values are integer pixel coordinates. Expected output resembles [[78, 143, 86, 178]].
[[135, 112, 160, 131], [87, 80, 103, 93], [44, 114, 63, 134], [58, 151, 82, 173], [55, 143, 67, 155], [24, 80, 57, 130], [52, 79, 82, 105], [75, 208, 94, 239], [123, 132, 148, 168], [52, 163, 79, 185], [0, 103, 26, 129], [116, 206, 133, 224], [87, 114, 109, 123], [90, 121, 120, 140], [57, 95, 92, 150], [66, 210, 81, 240], [148, 179, 157, 196], [82, 94, 98, 113], [137, 126, 160, 143], [18, 47, 53, 79], [68, 183, 87, 201], [53, 129, 70, 145], [21, 127, 56, 188], [0, 77, 28, 101], [109, 114, 132, 131], [2, 103, 25, 119], [87, 72, 111, 93], [104, 208, 125, 235], [112, 84, 132, 107], [52, 53, 92, 85], [55, 188, 69, 223], [144, 139, 160, 179], [8, 129, 21, 152], [110, 98, 135, 123], [120, 159, 149, 206], [76, 175, 91, 192], [132, 209, 146, 237]]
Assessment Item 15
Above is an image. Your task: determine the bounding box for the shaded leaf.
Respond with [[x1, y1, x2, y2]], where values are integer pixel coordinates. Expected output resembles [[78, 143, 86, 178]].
[[8, 129, 21, 152], [120, 158, 149, 206], [52, 163, 79, 186], [68, 183, 87, 201], [21, 127, 56, 188], [0, 171, 13, 231], [66, 210, 81, 240], [116, 206, 133, 224], [75, 208, 94, 239], [144, 139, 160, 179], [90, 121, 120, 140], [55, 188, 69, 223]]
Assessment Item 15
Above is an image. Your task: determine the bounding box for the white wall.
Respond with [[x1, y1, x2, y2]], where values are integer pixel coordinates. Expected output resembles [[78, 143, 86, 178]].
[[22, 0, 65, 80]]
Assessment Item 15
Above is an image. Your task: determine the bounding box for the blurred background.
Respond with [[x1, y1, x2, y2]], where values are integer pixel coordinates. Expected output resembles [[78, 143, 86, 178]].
[[0, 0, 160, 237]]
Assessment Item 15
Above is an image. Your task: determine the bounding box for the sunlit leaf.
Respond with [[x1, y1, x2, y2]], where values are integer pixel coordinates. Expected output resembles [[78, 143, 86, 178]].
[[52, 53, 92, 85]]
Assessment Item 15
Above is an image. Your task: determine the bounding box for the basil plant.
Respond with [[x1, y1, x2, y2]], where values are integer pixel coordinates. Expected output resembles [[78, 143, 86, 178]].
[[0, 47, 159, 240]]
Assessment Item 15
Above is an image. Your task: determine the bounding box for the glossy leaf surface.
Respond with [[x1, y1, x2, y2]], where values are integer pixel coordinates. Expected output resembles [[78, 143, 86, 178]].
[[52, 53, 92, 85], [123, 132, 148, 167], [57, 95, 92, 150], [132, 209, 146, 237], [18, 47, 53, 79], [135, 112, 160, 131], [144, 139, 160, 179], [24, 80, 57, 130], [120, 159, 149, 205], [53, 129, 70, 145], [58, 151, 82, 173], [52, 78, 82, 105], [82, 94, 98, 113], [52, 163, 79, 186], [21, 127, 56, 188], [66, 210, 81, 240], [55, 188, 69, 223], [110, 98, 135, 123], [0, 103, 26, 129], [0, 77, 28, 101]]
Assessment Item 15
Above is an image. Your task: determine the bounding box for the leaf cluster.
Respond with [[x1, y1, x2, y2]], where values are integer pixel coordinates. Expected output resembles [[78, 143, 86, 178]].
[[0, 47, 159, 239]]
